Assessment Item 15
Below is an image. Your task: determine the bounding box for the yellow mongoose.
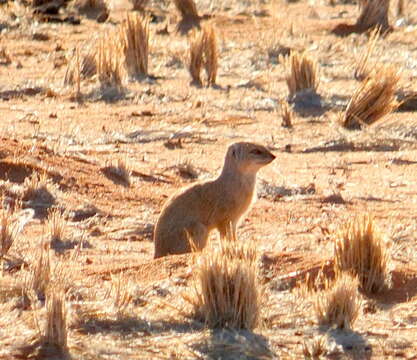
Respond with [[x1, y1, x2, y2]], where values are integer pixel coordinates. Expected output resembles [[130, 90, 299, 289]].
[[153, 142, 275, 258]]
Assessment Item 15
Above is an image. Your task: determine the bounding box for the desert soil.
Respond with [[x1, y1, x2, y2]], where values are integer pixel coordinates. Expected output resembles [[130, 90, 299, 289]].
[[1, 0, 417, 358]]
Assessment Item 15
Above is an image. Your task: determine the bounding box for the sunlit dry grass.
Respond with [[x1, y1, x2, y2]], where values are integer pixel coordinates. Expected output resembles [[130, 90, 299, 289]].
[[184, 236, 260, 329], [119, 14, 150, 79], [314, 273, 360, 330], [0, 208, 19, 260], [284, 51, 319, 97], [334, 214, 391, 294], [342, 65, 400, 130], [354, 27, 380, 81]]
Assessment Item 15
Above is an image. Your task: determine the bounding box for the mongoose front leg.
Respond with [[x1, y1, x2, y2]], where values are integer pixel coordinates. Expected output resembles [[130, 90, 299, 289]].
[[217, 221, 237, 241], [187, 222, 209, 252]]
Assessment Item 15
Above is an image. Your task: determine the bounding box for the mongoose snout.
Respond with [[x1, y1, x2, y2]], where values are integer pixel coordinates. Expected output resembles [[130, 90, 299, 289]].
[[153, 142, 275, 258]]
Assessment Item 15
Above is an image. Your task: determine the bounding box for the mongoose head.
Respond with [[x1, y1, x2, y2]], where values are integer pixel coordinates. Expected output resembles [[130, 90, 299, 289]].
[[226, 142, 275, 174]]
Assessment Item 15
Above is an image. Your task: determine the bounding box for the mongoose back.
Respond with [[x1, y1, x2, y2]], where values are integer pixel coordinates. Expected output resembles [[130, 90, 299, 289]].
[[153, 142, 275, 258]]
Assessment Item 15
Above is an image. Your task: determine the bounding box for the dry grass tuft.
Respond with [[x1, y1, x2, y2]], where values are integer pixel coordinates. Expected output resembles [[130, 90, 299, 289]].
[[26, 241, 51, 301], [203, 26, 218, 86], [43, 288, 68, 356], [108, 272, 134, 318], [356, 0, 391, 33], [64, 45, 97, 100], [184, 235, 260, 329], [102, 158, 132, 187], [188, 26, 219, 87], [302, 336, 327, 359], [119, 14, 150, 79], [188, 30, 205, 86], [280, 100, 294, 128], [97, 34, 124, 92], [284, 51, 319, 97], [176, 159, 199, 179], [354, 27, 380, 81], [314, 273, 360, 330], [22, 171, 52, 202], [0, 208, 19, 261], [47, 208, 66, 244], [334, 214, 391, 294], [342, 65, 400, 130]]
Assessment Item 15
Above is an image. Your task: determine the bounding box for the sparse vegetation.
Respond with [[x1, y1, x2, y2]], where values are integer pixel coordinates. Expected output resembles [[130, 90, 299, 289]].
[[97, 34, 124, 93], [64, 44, 97, 97], [119, 14, 150, 79], [354, 27, 380, 81], [26, 241, 51, 301], [184, 237, 260, 329], [302, 336, 327, 359], [0, 208, 19, 261], [334, 214, 391, 294], [342, 65, 400, 130], [42, 288, 68, 356], [188, 26, 219, 87], [2, 0, 417, 357], [47, 208, 66, 243], [280, 100, 294, 128], [101, 158, 132, 186], [314, 273, 360, 330], [188, 30, 205, 86], [284, 51, 319, 97]]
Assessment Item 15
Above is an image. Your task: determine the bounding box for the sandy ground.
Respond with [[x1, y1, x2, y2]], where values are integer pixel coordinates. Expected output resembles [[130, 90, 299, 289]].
[[1, 0, 417, 358]]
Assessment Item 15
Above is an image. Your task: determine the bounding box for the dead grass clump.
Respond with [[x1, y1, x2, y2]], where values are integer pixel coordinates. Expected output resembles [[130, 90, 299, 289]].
[[42, 289, 68, 357], [101, 158, 132, 187], [314, 273, 360, 330], [334, 214, 391, 294], [354, 27, 380, 81], [203, 26, 218, 86], [184, 238, 260, 329], [280, 100, 294, 128], [47, 208, 66, 244], [342, 65, 400, 130], [188, 30, 205, 86], [97, 34, 124, 94], [356, 0, 391, 33], [63, 45, 97, 98], [284, 51, 319, 98], [22, 172, 55, 206], [0, 208, 19, 261], [119, 14, 150, 79], [25, 241, 51, 301], [108, 273, 133, 319], [188, 26, 218, 87], [176, 159, 199, 179], [302, 336, 327, 359]]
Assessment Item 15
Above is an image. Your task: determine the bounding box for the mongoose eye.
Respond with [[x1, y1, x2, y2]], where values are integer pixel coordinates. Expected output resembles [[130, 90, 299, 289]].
[[250, 149, 264, 156]]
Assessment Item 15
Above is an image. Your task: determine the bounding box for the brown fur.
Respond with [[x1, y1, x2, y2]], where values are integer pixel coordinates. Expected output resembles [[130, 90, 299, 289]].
[[154, 142, 275, 258]]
